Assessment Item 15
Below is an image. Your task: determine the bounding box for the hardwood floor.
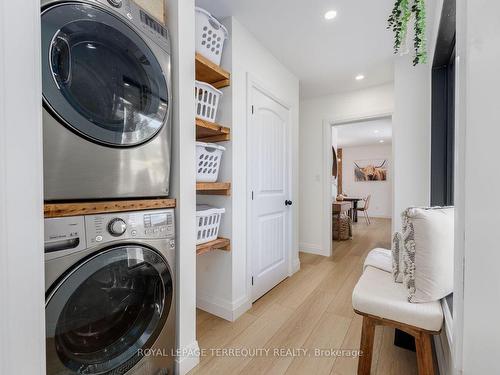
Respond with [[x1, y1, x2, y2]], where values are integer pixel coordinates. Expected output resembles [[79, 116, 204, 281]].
[[189, 218, 418, 375]]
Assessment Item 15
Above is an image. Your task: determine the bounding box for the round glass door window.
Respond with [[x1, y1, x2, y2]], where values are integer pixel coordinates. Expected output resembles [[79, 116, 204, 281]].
[[45, 246, 173, 374], [41, 3, 169, 146]]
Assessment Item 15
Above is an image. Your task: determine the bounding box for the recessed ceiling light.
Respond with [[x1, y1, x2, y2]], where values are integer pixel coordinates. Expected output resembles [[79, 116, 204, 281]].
[[379, 140, 385, 143], [324, 10, 337, 20], [355, 74, 365, 81]]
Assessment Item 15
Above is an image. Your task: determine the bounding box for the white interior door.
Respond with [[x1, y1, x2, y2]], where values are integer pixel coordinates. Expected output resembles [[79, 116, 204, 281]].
[[249, 84, 291, 302]]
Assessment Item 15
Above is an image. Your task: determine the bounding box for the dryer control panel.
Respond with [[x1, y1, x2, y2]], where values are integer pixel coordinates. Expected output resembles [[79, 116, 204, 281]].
[[86, 209, 175, 246], [95, 0, 171, 53]]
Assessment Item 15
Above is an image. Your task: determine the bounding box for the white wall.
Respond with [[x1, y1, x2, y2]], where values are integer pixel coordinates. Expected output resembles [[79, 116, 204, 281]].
[[340, 144, 393, 218], [0, 0, 45, 374], [392, 60, 432, 231], [392, 0, 442, 232], [299, 84, 394, 254], [454, 1, 500, 373], [163, 1, 199, 373], [196, 16, 300, 321]]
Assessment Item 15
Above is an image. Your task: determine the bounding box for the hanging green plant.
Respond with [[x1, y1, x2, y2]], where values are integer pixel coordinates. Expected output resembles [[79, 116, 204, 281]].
[[387, 0, 427, 66]]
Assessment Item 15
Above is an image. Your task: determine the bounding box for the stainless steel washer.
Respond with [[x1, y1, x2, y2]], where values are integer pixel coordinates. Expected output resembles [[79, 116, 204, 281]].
[[44, 209, 176, 375], [41, 0, 172, 200]]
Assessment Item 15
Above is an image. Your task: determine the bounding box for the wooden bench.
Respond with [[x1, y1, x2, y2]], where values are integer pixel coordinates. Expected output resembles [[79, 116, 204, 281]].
[[352, 265, 443, 375]]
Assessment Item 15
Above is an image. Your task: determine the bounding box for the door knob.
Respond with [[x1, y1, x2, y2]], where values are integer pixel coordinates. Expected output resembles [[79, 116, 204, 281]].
[[285, 200, 293, 206]]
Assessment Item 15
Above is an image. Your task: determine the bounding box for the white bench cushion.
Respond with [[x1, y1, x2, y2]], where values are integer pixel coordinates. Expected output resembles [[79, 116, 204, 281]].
[[363, 248, 392, 273], [352, 266, 443, 332]]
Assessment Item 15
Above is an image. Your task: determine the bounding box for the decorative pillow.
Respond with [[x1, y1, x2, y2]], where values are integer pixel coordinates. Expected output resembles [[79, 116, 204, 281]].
[[391, 232, 404, 283], [401, 206, 454, 303]]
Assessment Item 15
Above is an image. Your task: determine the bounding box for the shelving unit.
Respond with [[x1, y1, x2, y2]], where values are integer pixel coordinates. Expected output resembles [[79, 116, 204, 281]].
[[195, 52, 230, 89], [196, 237, 231, 255], [195, 51, 231, 255], [196, 117, 230, 142], [196, 182, 231, 195], [44, 198, 176, 218]]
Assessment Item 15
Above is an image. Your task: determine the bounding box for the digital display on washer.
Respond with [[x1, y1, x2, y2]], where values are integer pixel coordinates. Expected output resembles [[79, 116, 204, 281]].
[[140, 10, 167, 39], [144, 213, 171, 227]]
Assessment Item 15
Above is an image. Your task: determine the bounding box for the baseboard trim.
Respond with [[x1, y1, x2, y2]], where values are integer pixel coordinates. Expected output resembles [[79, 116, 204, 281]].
[[299, 242, 327, 256], [197, 294, 233, 321], [197, 293, 251, 322], [175, 340, 200, 375], [231, 295, 252, 321], [367, 214, 391, 219], [434, 330, 452, 375], [291, 257, 300, 275]]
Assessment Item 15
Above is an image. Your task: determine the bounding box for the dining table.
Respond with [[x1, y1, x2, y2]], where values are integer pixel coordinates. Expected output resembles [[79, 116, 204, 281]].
[[336, 197, 364, 222], [332, 201, 352, 220]]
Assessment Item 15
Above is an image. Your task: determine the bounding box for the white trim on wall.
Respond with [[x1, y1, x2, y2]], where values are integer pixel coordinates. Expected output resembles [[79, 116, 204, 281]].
[[452, 4, 465, 374], [197, 292, 251, 322], [0, 0, 45, 374], [164, 0, 199, 373], [320, 120, 334, 257], [174, 340, 201, 375], [299, 242, 325, 256]]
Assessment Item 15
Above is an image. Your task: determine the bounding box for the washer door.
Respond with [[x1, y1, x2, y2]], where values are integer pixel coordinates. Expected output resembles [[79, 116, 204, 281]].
[[41, 3, 169, 147], [45, 246, 173, 375]]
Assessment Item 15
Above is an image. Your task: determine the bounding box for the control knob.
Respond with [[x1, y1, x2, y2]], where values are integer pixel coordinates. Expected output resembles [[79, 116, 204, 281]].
[[108, 218, 127, 236]]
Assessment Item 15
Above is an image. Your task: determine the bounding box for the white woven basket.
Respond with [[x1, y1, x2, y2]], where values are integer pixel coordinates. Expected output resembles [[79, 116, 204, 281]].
[[196, 205, 225, 244], [195, 81, 222, 123], [195, 7, 228, 66], [196, 142, 225, 182]]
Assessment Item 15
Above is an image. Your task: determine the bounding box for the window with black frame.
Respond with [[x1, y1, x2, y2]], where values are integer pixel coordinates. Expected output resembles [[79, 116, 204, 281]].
[[431, 1, 456, 207]]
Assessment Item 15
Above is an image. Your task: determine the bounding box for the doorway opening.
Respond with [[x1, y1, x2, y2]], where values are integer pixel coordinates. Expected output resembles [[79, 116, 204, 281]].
[[323, 114, 393, 256]]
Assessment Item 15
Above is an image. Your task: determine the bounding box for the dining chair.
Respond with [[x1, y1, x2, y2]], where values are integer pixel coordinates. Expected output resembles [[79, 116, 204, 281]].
[[356, 194, 371, 225]]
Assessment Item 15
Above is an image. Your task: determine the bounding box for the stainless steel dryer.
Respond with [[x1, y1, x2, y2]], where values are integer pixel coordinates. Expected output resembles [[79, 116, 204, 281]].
[[45, 209, 176, 375], [41, 0, 172, 200]]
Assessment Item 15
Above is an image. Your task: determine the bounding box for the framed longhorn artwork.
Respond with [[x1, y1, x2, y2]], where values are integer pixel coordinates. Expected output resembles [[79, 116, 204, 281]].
[[354, 159, 388, 182]]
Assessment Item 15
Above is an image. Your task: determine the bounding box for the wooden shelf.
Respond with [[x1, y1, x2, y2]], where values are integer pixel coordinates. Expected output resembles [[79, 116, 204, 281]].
[[44, 198, 176, 218], [196, 237, 231, 255], [196, 118, 230, 142], [195, 52, 230, 89], [196, 182, 231, 196]]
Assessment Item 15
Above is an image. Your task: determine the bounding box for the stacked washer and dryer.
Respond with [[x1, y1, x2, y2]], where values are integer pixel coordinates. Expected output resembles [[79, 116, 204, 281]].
[[41, 0, 175, 374]]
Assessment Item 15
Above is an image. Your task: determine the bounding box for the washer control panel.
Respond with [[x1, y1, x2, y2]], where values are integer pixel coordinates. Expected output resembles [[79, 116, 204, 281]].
[[108, 218, 127, 236], [86, 209, 175, 246], [44, 216, 86, 258]]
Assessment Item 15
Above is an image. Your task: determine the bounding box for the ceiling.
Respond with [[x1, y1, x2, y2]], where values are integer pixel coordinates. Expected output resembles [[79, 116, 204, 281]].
[[195, 0, 395, 98], [336, 117, 392, 148]]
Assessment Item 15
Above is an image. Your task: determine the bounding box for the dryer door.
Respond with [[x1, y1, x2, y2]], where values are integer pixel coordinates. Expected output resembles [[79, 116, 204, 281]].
[[41, 3, 169, 147], [45, 246, 173, 375]]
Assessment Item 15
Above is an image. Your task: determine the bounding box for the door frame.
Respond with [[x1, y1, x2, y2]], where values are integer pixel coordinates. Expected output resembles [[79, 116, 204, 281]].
[[246, 74, 294, 302], [321, 112, 393, 257], [0, 0, 46, 373]]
